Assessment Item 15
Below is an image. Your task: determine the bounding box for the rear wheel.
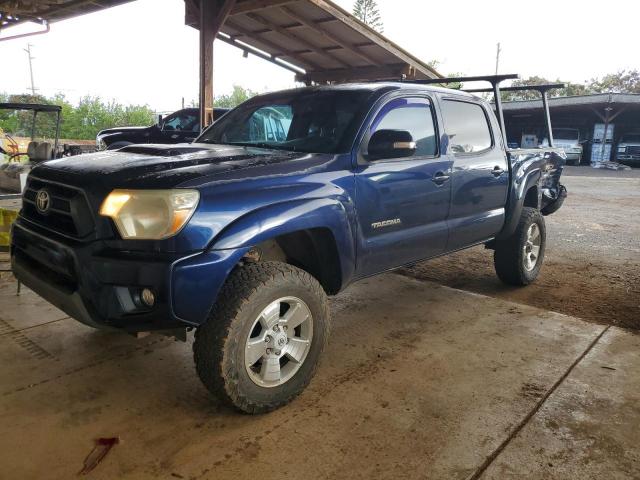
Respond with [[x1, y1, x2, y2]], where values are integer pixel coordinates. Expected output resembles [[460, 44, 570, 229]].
[[494, 207, 546, 286], [193, 262, 330, 414]]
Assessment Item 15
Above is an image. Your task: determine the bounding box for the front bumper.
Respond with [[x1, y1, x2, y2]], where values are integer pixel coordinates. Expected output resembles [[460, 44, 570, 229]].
[[564, 152, 582, 162], [11, 220, 246, 333], [616, 154, 640, 166]]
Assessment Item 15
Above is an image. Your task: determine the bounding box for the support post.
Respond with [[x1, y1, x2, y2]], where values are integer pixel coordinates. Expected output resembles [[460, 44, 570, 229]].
[[492, 82, 507, 147], [541, 90, 553, 148], [600, 108, 611, 163], [54, 110, 61, 158], [198, 0, 237, 131]]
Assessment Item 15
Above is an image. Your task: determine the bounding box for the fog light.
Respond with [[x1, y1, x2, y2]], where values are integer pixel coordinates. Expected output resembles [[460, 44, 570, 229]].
[[141, 288, 155, 307]]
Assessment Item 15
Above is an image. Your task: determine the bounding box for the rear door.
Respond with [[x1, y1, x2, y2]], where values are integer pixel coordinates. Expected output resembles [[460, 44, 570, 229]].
[[354, 95, 452, 277], [440, 97, 509, 250]]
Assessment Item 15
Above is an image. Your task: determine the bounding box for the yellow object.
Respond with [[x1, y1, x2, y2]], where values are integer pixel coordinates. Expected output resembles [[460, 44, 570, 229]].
[[0, 208, 18, 247]]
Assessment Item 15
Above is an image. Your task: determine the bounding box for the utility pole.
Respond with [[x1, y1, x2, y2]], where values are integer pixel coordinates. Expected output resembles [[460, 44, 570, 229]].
[[24, 43, 38, 96], [495, 42, 501, 76]]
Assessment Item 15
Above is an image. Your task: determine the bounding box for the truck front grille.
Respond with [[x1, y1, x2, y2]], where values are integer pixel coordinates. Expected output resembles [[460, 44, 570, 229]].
[[627, 146, 640, 155], [22, 177, 95, 238]]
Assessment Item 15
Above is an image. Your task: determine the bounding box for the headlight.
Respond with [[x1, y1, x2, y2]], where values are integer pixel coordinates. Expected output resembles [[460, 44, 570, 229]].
[[100, 189, 200, 240], [618, 147, 626, 153], [96, 135, 107, 151]]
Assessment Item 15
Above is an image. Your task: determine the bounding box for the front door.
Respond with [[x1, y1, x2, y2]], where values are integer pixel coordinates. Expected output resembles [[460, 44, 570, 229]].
[[440, 98, 509, 250], [354, 96, 452, 277]]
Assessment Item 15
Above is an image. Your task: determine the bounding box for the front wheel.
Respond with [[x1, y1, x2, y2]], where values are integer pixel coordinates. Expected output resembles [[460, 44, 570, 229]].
[[493, 207, 546, 286], [193, 262, 331, 414]]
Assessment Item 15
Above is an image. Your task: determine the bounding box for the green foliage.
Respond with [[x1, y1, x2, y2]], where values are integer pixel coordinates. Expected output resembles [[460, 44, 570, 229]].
[[588, 70, 640, 94], [501, 76, 589, 101], [501, 70, 640, 101], [0, 92, 155, 140], [214, 85, 257, 108], [353, 0, 384, 33]]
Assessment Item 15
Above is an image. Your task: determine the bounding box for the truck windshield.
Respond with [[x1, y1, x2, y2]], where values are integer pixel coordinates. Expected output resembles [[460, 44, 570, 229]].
[[553, 129, 579, 141], [622, 134, 640, 143], [197, 90, 372, 154]]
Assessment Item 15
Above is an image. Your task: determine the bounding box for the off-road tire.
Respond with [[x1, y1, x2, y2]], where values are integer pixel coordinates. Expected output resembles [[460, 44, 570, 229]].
[[193, 262, 331, 414], [494, 207, 546, 286]]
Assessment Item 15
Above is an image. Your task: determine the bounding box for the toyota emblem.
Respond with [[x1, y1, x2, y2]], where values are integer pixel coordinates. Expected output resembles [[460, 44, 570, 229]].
[[35, 190, 51, 214]]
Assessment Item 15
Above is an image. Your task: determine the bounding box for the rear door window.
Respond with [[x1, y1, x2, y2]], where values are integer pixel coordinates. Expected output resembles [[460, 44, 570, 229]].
[[441, 100, 493, 154]]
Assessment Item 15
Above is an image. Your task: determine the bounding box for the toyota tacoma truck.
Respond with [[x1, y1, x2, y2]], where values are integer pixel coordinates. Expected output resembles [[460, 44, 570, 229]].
[[11, 78, 566, 413]]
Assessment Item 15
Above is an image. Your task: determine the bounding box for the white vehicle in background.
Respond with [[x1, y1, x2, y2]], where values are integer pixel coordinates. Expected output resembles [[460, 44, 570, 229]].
[[542, 128, 583, 165], [615, 133, 640, 167]]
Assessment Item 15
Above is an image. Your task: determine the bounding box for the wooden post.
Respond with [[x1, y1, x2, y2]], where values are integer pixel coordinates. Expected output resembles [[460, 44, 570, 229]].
[[198, 0, 237, 130]]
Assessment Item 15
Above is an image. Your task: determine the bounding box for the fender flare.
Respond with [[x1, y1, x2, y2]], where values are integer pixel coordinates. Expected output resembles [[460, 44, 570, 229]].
[[497, 168, 542, 240], [210, 197, 356, 287]]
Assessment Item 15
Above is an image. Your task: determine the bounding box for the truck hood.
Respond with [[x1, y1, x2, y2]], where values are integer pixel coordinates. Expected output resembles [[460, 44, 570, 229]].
[[31, 143, 329, 191], [97, 126, 151, 136]]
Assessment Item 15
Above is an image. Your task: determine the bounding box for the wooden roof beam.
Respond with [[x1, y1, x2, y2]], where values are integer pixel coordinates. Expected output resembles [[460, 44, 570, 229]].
[[245, 11, 350, 68], [225, 19, 320, 70], [230, 0, 297, 15], [297, 63, 410, 84], [306, 0, 440, 79], [279, 5, 379, 66]]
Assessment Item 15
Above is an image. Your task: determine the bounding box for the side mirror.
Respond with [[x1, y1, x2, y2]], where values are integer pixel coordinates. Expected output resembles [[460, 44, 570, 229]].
[[367, 129, 416, 160], [156, 114, 164, 129]]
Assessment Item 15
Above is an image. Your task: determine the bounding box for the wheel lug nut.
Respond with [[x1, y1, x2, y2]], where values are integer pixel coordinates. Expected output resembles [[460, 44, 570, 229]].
[[266, 348, 272, 354], [275, 350, 281, 356], [273, 325, 279, 332], [265, 335, 272, 343], [283, 325, 288, 331]]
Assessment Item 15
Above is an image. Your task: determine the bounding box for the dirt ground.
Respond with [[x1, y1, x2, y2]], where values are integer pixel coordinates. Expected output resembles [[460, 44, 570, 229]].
[[400, 167, 640, 330]]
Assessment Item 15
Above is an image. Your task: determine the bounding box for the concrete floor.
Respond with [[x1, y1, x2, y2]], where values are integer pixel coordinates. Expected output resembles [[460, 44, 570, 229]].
[[0, 271, 638, 479]]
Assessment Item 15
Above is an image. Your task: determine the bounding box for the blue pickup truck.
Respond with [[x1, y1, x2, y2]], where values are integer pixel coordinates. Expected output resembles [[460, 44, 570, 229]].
[[11, 80, 566, 413]]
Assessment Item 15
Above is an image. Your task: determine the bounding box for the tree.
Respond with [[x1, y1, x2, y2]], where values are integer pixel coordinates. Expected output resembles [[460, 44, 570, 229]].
[[588, 70, 640, 94], [0, 92, 155, 141], [214, 85, 257, 108], [500, 76, 590, 102], [353, 0, 384, 33]]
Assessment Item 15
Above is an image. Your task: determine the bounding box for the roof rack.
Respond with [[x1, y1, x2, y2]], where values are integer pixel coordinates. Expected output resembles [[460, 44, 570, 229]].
[[401, 74, 517, 145], [400, 75, 565, 148], [463, 83, 566, 147]]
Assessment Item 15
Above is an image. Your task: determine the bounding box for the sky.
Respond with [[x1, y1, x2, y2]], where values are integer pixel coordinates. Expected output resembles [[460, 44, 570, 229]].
[[0, 0, 637, 112]]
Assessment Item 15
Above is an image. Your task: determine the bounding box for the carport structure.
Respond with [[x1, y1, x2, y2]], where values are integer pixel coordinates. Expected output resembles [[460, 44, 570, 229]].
[[0, 0, 441, 127], [502, 93, 640, 163]]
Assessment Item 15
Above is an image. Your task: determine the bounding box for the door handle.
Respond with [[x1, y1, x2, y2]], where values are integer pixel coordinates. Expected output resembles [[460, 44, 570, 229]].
[[492, 166, 505, 177], [431, 171, 450, 185]]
